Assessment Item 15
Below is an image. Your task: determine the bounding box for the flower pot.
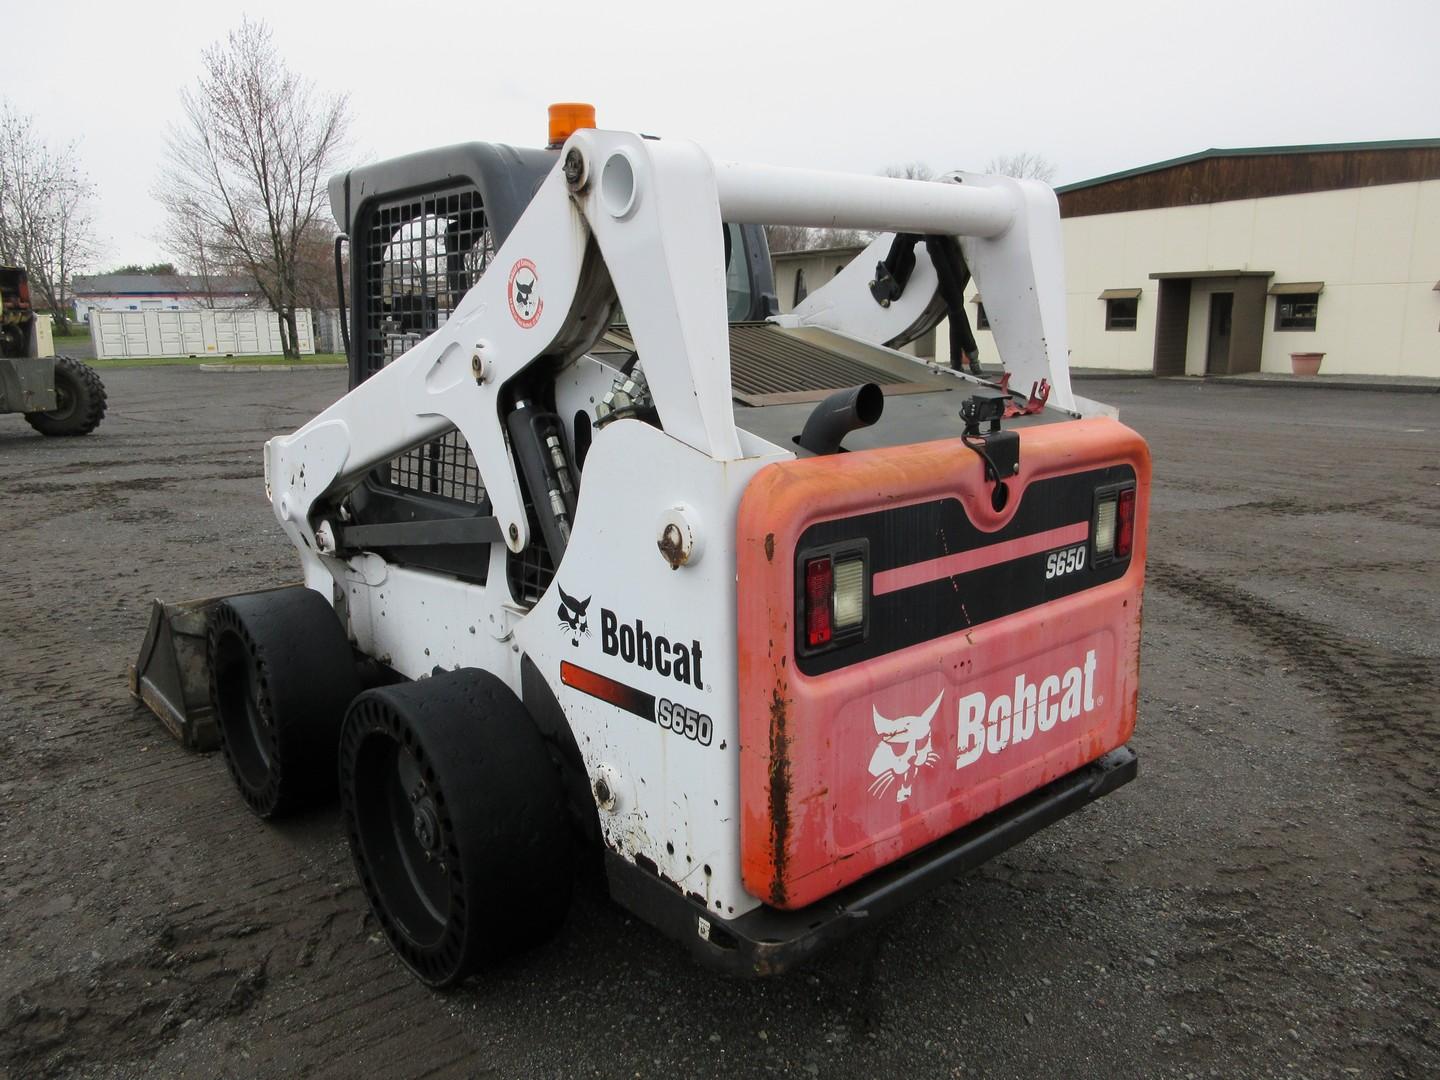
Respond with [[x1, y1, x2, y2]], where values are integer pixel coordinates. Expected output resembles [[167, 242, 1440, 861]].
[[1290, 352, 1324, 376]]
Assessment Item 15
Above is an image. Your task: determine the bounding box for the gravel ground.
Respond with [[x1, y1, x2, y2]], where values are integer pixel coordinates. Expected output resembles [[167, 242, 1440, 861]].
[[0, 370, 1436, 1079]]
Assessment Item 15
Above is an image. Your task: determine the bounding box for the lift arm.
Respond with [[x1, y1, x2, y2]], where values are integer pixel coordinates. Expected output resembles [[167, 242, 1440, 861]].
[[772, 172, 1078, 414], [264, 132, 1082, 570]]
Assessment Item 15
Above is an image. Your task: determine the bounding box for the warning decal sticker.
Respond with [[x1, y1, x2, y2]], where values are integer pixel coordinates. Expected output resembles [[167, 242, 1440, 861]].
[[507, 258, 542, 328]]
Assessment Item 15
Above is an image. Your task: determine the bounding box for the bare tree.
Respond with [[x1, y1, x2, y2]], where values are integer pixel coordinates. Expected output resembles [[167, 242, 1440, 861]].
[[763, 223, 817, 255], [292, 219, 342, 311], [883, 161, 937, 182], [0, 101, 96, 334], [764, 223, 873, 255], [985, 151, 1058, 183], [162, 213, 222, 309], [109, 262, 179, 275], [157, 19, 348, 358]]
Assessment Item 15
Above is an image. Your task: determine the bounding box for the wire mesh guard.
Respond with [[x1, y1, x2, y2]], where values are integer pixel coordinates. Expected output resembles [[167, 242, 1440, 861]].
[[363, 186, 556, 605], [365, 187, 493, 505], [383, 429, 486, 505]]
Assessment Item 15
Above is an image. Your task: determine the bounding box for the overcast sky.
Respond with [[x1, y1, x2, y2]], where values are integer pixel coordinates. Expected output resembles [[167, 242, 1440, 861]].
[[7, 0, 1439, 267]]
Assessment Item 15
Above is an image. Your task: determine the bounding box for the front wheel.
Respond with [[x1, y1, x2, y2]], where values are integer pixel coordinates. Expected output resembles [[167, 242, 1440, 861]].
[[207, 587, 361, 818], [25, 356, 107, 436], [339, 669, 574, 987]]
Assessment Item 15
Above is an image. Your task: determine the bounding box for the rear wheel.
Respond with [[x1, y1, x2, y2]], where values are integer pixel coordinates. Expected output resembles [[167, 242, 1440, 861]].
[[25, 356, 107, 436], [339, 669, 574, 987], [207, 588, 361, 819]]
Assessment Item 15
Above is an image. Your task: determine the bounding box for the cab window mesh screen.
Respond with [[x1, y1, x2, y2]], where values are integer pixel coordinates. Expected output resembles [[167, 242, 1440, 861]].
[[385, 428, 486, 504], [363, 187, 494, 504]]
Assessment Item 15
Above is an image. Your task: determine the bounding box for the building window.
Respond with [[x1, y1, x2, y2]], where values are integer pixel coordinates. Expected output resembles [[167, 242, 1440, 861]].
[[1274, 293, 1319, 331], [1105, 297, 1138, 331], [793, 267, 808, 307], [974, 301, 989, 330], [1099, 288, 1140, 331]]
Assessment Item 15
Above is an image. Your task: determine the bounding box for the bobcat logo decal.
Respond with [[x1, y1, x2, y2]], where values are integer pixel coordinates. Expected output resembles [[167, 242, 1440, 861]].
[[867, 692, 943, 803], [557, 584, 591, 647], [507, 258, 542, 328]]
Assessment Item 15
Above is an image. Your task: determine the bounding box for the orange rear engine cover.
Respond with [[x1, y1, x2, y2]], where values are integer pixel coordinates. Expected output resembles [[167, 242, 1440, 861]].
[[736, 418, 1150, 909]]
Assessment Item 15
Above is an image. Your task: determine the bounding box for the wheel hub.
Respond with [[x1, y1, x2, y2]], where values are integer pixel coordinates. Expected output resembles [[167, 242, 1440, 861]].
[[412, 801, 440, 854]]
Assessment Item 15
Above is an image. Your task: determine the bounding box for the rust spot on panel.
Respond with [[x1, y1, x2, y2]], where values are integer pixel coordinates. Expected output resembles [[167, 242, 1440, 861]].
[[657, 523, 688, 570], [764, 533, 776, 562], [767, 685, 791, 907]]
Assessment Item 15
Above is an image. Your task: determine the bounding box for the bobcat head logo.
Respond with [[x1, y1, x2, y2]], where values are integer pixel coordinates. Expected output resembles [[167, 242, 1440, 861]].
[[557, 584, 591, 647], [867, 692, 943, 803], [507, 259, 543, 327]]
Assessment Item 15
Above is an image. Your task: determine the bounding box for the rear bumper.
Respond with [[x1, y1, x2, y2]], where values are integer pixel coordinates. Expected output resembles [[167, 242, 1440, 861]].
[[606, 745, 1137, 977]]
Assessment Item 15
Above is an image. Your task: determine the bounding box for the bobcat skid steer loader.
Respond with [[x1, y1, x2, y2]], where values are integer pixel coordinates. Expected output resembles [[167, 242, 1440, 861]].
[[131, 105, 1149, 985]]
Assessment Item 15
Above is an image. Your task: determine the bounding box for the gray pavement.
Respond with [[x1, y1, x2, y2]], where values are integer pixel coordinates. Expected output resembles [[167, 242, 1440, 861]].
[[1, 371, 1437, 1079]]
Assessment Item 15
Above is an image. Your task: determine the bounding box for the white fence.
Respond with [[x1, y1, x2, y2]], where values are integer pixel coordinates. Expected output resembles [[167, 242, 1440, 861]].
[[89, 309, 315, 359]]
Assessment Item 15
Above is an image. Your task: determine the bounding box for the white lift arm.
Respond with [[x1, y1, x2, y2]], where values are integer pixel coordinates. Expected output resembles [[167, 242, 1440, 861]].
[[773, 171, 1077, 414], [265, 132, 1080, 563]]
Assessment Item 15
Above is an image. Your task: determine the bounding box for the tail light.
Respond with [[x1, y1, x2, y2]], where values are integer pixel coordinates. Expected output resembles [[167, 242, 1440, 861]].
[[832, 556, 865, 630], [1115, 487, 1137, 558], [17, 277, 30, 307], [804, 557, 833, 647], [1093, 483, 1137, 564], [800, 546, 869, 653]]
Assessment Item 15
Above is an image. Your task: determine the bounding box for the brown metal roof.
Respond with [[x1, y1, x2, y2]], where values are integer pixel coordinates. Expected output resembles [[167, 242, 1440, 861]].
[[1057, 140, 1440, 218], [1149, 269, 1274, 280]]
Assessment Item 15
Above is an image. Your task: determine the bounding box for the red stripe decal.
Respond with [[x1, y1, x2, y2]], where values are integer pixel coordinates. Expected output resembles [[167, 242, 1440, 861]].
[[560, 660, 655, 720], [872, 521, 1090, 596]]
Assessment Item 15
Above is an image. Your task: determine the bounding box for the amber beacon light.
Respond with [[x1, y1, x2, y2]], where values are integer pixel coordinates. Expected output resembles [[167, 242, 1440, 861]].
[[548, 102, 597, 147]]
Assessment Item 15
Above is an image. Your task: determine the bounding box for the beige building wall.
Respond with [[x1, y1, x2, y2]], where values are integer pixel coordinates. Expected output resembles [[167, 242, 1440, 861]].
[[771, 248, 864, 314], [775, 181, 1438, 378], [1060, 179, 1440, 376], [771, 246, 933, 357]]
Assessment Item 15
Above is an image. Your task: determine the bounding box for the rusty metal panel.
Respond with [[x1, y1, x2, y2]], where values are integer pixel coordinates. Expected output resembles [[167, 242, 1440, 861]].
[[735, 419, 1150, 910]]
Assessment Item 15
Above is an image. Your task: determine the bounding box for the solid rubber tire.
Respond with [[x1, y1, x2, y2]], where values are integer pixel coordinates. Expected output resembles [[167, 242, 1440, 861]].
[[25, 356, 107, 436], [207, 587, 361, 819], [339, 668, 574, 987]]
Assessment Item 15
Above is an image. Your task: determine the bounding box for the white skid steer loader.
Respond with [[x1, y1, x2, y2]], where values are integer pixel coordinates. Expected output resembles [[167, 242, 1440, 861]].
[[131, 105, 1149, 985]]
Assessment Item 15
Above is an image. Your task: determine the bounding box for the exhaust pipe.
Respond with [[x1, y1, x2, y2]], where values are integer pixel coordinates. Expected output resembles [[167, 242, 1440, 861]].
[[798, 383, 884, 455]]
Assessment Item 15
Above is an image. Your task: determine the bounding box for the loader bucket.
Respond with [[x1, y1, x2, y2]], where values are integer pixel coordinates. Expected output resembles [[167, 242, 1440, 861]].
[[129, 596, 224, 751]]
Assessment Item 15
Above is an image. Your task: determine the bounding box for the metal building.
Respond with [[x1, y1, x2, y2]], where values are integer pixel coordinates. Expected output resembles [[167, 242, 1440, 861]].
[[776, 140, 1439, 379], [1008, 138, 1440, 378]]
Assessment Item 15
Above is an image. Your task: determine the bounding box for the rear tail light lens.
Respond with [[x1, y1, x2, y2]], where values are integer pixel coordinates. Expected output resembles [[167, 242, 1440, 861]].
[[833, 556, 865, 630], [800, 547, 869, 652], [804, 556, 833, 647], [1116, 488, 1136, 558], [1094, 499, 1117, 557], [1093, 483, 1136, 563]]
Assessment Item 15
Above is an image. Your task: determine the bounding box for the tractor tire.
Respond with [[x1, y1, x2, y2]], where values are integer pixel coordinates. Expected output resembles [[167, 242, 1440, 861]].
[[207, 587, 361, 819], [25, 356, 107, 436], [339, 669, 574, 988]]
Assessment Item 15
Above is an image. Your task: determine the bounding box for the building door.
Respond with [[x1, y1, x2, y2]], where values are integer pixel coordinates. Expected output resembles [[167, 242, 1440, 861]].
[[1152, 278, 1192, 375], [1206, 292, 1234, 374]]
